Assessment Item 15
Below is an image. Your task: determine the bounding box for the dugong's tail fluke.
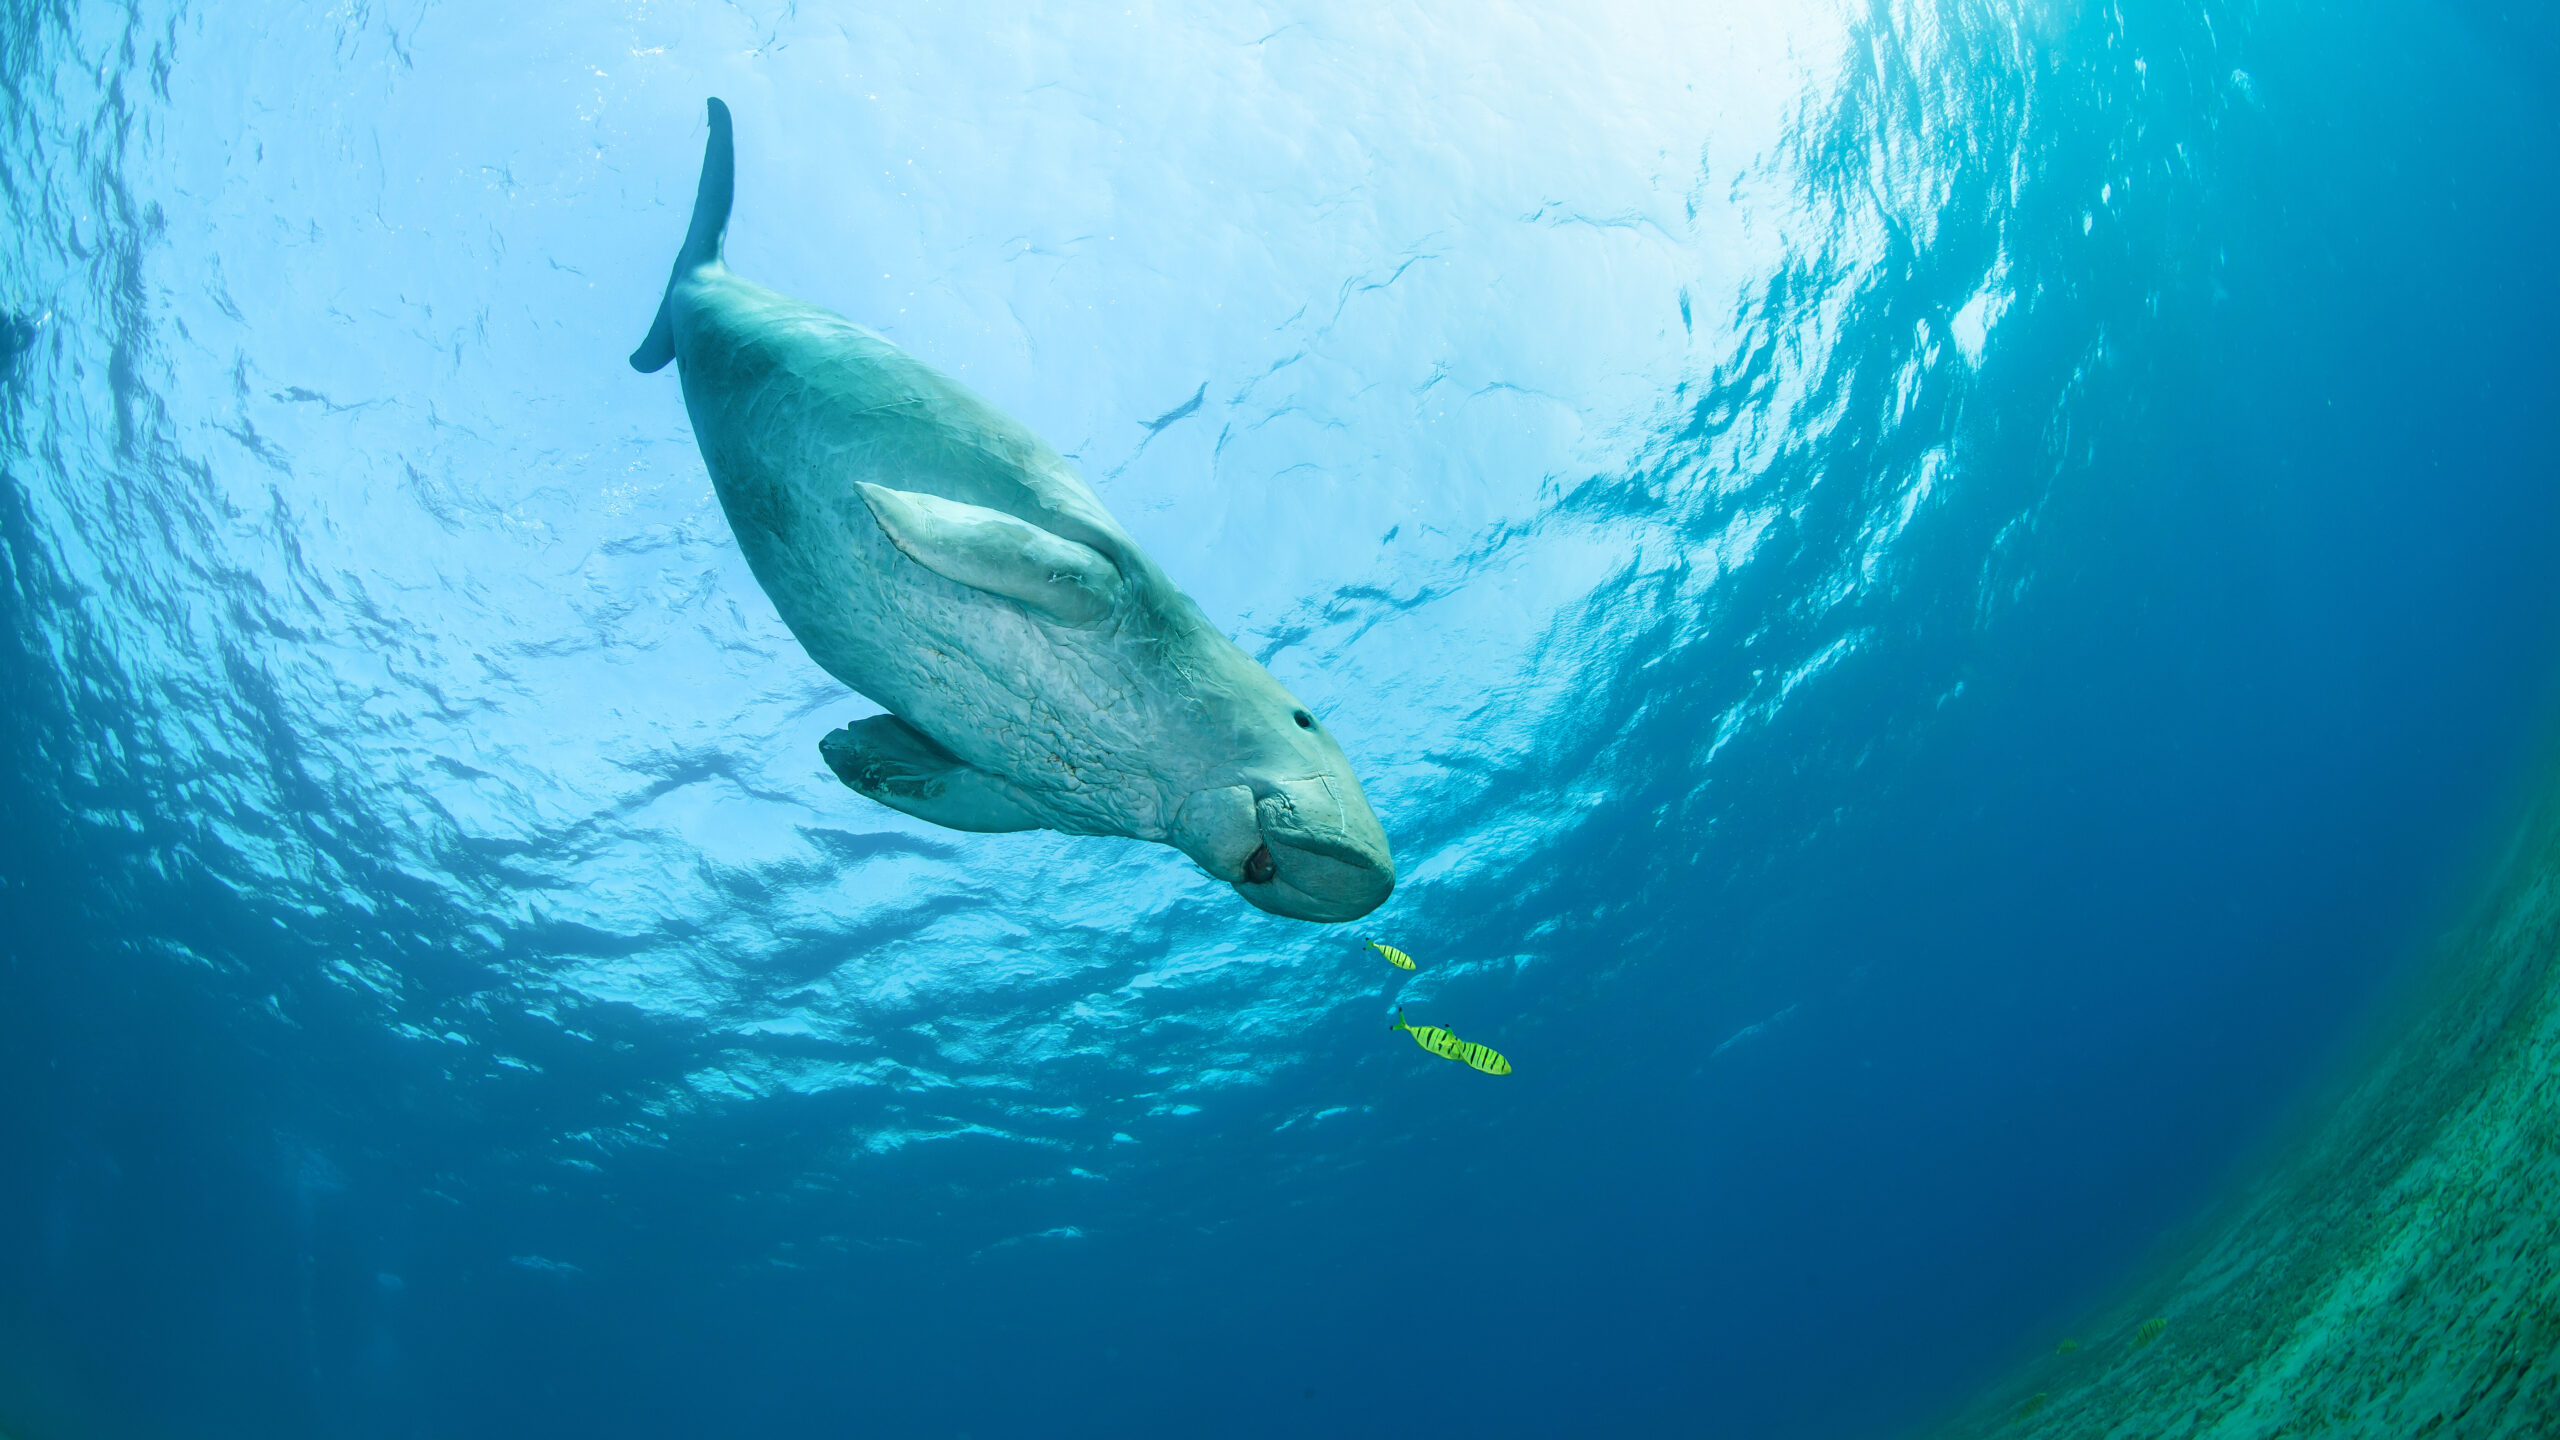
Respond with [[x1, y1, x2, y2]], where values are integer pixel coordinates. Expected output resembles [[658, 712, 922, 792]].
[[629, 97, 736, 373]]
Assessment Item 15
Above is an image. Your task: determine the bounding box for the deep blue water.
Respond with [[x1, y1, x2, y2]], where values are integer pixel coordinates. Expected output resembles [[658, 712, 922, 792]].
[[3, 2, 2557, 1438]]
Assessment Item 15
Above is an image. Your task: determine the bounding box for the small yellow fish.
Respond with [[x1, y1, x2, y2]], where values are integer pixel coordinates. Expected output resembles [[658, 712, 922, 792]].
[[1367, 939, 1417, 970], [1390, 1007, 1511, 1075], [2017, 1392, 2048, 1419], [2055, 1339, 2079, 1354], [2132, 1317, 2167, 1349]]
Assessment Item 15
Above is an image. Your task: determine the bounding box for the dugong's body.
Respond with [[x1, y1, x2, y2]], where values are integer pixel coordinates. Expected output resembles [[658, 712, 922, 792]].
[[631, 99, 1393, 922]]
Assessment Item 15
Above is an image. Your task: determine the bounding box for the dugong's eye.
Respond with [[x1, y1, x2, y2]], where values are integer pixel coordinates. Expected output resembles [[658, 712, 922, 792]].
[[1292, 710, 1315, 730]]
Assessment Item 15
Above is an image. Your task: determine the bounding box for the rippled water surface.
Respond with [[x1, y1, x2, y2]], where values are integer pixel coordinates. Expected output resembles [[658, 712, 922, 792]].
[[3, 2, 2555, 1437]]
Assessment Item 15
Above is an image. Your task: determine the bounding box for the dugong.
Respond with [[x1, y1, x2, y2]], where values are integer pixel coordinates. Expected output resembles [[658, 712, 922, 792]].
[[630, 99, 1394, 923]]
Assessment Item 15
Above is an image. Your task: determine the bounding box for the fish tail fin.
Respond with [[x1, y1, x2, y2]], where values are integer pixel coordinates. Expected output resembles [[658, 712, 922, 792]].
[[1388, 1006, 1407, 1032], [629, 97, 736, 374]]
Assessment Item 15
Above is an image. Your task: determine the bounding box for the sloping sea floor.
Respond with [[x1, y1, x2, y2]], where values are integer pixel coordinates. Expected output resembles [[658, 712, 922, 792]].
[[1934, 751, 2560, 1439]]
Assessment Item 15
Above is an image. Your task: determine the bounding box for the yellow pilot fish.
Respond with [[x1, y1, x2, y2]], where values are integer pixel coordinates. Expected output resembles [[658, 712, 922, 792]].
[[1367, 939, 1417, 970], [1390, 1007, 1512, 1075]]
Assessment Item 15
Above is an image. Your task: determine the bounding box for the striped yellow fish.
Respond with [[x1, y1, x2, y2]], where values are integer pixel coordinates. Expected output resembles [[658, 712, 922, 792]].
[[1390, 1007, 1511, 1075], [1367, 939, 1417, 970]]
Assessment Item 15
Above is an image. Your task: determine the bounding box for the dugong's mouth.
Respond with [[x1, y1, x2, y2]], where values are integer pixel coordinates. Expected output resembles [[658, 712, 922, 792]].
[[1174, 778, 1395, 923], [1233, 828, 1393, 924]]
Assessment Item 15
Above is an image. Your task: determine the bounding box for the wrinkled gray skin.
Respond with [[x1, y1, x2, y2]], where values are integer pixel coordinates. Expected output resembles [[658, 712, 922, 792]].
[[631, 99, 1392, 922]]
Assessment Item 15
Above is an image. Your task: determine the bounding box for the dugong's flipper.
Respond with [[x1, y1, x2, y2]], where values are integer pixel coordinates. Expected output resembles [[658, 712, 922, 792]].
[[820, 716, 1043, 834], [855, 483, 1122, 625]]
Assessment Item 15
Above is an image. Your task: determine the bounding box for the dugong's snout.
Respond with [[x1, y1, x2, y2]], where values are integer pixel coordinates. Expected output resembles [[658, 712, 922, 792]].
[[1245, 830, 1394, 923], [1174, 777, 1394, 924]]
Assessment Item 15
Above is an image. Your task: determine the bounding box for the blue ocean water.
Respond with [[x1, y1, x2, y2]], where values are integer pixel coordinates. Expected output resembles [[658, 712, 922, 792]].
[[3, 2, 2556, 1437]]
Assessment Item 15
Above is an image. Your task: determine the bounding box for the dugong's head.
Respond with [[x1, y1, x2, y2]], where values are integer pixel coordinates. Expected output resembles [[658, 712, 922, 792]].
[[1162, 643, 1396, 924]]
